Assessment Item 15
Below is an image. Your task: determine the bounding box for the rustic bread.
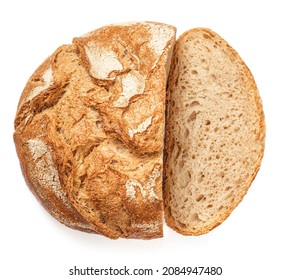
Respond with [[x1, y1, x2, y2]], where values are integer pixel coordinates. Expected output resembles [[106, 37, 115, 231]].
[[14, 22, 176, 239], [164, 28, 265, 235], [14, 23, 265, 239]]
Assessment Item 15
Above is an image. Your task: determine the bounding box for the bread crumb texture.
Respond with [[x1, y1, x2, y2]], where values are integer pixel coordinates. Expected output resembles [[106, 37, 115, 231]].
[[14, 22, 176, 239], [164, 28, 265, 236]]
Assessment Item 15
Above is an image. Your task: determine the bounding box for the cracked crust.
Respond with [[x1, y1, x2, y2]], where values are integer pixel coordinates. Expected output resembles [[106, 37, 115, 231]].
[[14, 22, 176, 239]]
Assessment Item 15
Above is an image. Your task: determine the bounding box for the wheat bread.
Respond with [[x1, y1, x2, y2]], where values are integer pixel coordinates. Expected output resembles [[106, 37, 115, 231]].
[[14, 22, 176, 239], [164, 28, 265, 235], [14, 24, 265, 239]]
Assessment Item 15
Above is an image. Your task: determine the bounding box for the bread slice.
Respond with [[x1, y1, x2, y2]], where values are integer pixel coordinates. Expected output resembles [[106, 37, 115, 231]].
[[164, 28, 265, 235], [14, 22, 176, 239]]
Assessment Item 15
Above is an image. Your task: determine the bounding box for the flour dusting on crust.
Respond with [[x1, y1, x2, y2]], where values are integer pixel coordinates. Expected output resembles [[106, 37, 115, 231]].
[[28, 66, 53, 101], [27, 138, 70, 207], [128, 117, 152, 140]]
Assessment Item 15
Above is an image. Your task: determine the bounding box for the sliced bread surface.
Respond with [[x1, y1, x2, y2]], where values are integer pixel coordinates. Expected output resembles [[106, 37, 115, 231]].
[[164, 28, 265, 235]]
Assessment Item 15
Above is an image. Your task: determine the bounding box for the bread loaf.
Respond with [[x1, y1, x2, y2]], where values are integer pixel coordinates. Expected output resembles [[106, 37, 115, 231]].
[[14, 22, 176, 239], [14, 23, 265, 239], [164, 28, 265, 235]]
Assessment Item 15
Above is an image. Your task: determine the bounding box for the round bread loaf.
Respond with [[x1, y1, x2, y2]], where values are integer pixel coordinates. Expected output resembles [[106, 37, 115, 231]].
[[14, 22, 176, 239], [14, 23, 265, 239]]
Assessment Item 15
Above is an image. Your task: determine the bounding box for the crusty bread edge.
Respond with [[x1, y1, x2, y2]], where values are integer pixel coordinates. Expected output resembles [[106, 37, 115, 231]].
[[13, 133, 97, 234]]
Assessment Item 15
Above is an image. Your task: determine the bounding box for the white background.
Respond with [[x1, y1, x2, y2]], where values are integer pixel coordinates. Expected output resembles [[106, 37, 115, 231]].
[[1, 0, 290, 279]]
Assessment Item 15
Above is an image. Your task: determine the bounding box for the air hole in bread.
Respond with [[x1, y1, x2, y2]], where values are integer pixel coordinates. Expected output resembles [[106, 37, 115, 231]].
[[226, 191, 234, 200], [179, 222, 187, 229], [190, 100, 200, 107], [218, 206, 224, 211], [196, 194, 204, 202], [218, 172, 225, 178], [196, 172, 205, 183], [192, 213, 202, 222], [182, 150, 189, 158], [188, 111, 197, 122]]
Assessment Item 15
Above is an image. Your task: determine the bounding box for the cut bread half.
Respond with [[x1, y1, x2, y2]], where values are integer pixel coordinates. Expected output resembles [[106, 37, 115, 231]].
[[164, 28, 265, 235]]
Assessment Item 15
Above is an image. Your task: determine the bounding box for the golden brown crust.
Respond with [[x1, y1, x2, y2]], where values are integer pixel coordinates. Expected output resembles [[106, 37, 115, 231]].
[[14, 22, 176, 239], [164, 28, 265, 236], [14, 115, 95, 233]]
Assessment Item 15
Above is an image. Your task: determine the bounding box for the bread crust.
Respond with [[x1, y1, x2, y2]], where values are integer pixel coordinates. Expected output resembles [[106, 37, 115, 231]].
[[14, 24, 264, 238], [164, 28, 265, 235], [14, 22, 176, 239]]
